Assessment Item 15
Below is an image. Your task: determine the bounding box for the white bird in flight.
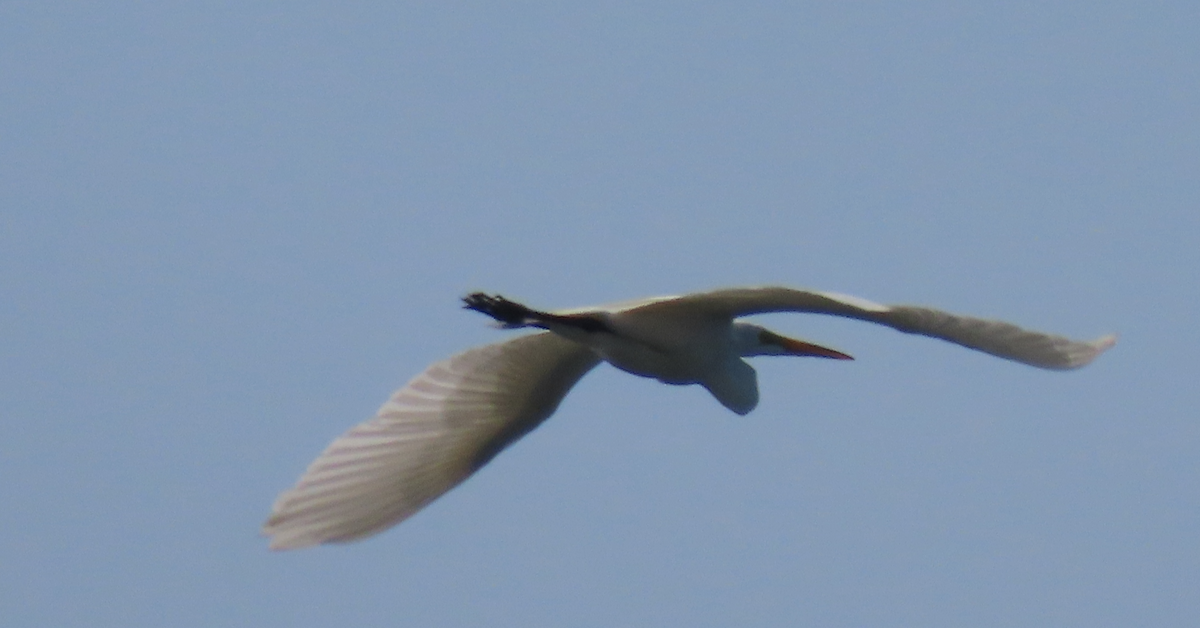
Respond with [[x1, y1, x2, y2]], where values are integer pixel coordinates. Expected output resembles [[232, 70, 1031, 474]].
[[263, 286, 1115, 550]]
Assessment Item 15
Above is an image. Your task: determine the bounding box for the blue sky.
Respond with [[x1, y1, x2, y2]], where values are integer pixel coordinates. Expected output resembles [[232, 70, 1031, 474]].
[[2, 2, 1197, 626]]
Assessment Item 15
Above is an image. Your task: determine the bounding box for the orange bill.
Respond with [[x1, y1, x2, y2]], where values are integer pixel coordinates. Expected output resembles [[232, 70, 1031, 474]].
[[760, 330, 854, 360]]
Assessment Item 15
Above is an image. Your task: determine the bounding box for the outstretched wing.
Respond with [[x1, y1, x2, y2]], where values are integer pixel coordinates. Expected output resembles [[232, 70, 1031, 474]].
[[624, 286, 1115, 370], [263, 332, 600, 550]]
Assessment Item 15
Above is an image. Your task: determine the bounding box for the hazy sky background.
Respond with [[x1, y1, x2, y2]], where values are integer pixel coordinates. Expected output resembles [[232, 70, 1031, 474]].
[[2, 2, 1197, 626]]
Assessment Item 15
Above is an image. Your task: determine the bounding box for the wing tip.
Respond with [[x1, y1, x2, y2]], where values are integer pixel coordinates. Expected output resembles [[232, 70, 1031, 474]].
[[1062, 333, 1117, 369], [1093, 333, 1118, 350], [262, 520, 323, 551], [261, 502, 324, 551]]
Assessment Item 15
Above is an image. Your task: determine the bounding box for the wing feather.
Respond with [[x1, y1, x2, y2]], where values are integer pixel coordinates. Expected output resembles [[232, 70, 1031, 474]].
[[262, 332, 600, 550], [624, 286, 1115, 369]]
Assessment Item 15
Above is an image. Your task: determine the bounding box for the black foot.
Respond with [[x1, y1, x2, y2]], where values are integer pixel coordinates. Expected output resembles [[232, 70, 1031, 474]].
[[462, 293, 534, 326]]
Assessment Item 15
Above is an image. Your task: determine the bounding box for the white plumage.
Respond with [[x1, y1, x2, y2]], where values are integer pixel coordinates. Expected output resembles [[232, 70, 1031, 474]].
[[263, 286, 1115, 550]]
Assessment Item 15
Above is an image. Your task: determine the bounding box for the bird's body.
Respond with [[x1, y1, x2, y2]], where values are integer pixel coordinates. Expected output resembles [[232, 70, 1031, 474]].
[[263, 286, 1115, 550]]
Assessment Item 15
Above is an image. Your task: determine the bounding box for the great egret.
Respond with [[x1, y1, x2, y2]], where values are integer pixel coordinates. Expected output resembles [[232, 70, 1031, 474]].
[[263, 286, 1115, 550]]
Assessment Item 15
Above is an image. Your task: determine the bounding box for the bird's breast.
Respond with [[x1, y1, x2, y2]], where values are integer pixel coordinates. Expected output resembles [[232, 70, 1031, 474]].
[[589, 335, 717, 385]]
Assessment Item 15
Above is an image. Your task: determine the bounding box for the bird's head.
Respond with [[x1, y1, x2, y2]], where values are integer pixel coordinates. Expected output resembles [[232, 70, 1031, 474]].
[[733, 323, 854, 360]]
